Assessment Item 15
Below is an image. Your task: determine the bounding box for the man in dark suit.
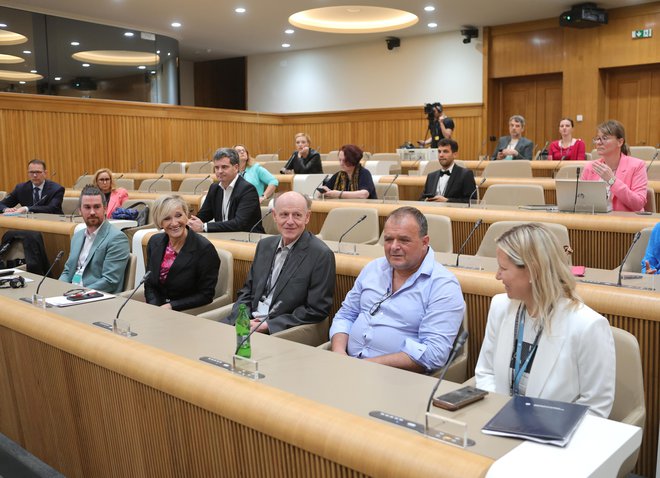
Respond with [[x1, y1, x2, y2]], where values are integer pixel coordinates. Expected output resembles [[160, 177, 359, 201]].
[[420, 139, 476, 203], [188, 148, 263, 233], [0, 159, 64, 214], [491, 115, 534, 160], [228, 191, 335, 334]]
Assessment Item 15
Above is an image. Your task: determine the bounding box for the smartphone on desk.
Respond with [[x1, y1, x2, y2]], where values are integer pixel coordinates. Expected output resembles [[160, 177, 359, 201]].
[[432, 386, 488, 411], [66, 290, 103, 301]]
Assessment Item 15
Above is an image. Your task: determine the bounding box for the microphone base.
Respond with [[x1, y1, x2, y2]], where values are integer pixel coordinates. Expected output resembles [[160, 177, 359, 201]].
[[19, 296, 53, 308], [200, 356, 265, 380]]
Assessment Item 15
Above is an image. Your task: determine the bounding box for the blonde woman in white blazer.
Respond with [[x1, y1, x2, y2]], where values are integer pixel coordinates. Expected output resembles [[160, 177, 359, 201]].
[[475, 223, 615, 418]]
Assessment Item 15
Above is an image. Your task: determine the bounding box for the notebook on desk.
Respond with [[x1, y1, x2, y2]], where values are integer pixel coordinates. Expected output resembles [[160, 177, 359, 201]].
[[555, 179, 612, 213]]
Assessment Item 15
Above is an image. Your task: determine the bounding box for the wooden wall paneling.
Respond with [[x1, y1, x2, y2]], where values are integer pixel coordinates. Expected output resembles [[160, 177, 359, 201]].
[[606, 64, 660, 147], [489, 25, 563, 79], [599, 4, 660, 69]]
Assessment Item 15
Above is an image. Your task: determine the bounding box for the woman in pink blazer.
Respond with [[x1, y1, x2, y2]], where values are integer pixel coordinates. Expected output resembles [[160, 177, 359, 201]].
[[580, 120, 648, 212], [94, 168, 129, 218]]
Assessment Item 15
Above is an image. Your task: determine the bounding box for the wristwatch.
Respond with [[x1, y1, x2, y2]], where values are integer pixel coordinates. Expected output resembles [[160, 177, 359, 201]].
[[607, 177, 616, 186]]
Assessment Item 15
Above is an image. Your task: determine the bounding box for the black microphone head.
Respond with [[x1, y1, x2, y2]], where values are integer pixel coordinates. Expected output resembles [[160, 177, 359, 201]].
[[55, 250, 64, 261], [359, 214, 367, 221], [142, 271, 152, 281], [475, 219, 483, 227], [456, 330, 468, 347]]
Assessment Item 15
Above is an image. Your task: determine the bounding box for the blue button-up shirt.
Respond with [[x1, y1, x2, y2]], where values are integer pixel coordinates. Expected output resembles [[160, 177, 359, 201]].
[[330, 247, 464, 371]]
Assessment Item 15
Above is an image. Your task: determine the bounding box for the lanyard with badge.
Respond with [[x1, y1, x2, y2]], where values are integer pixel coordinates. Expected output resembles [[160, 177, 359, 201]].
[[72, 234, 95, 286], [256, 241, 296, 316], [510, 304, 543, 396]]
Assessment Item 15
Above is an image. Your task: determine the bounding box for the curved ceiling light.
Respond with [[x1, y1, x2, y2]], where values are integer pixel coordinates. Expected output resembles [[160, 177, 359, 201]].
[[0, 54, 25, 64], [0, 70, 43, 81], [0, 29, 28, 46], [289, 5, 418, 34], [72, 50, 160, 66]]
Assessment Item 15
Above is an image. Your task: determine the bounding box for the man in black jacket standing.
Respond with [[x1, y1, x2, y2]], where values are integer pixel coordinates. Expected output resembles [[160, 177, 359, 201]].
[[0, 159, 64, 215], [188, 148, 263, 233], [420, 139, 476, 203]]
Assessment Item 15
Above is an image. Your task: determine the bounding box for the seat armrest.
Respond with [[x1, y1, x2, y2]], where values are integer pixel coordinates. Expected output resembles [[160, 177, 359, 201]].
[[198, 303, 235, 322]]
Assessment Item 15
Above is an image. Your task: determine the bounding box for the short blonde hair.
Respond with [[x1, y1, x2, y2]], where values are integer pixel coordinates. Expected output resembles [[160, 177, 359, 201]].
[[295, 132, 311, 144], [496, 223, 579, 332], [152, 195, 189, 229], [93, 168, 117, 191]]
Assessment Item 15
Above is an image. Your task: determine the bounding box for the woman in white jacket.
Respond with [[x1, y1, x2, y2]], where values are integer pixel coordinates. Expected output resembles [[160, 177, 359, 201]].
[[475, 223, 615, 418]]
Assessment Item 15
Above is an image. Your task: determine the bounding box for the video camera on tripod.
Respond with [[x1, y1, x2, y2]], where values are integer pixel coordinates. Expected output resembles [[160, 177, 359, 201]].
[[424, 102, 443, 124]]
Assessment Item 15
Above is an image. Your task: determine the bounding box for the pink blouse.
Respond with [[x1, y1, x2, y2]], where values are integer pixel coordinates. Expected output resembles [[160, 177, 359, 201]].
[[159, 244, 177, 284], [548, 139, 586, 160]]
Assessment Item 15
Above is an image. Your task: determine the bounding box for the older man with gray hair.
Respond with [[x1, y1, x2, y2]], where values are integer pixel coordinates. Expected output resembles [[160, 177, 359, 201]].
[[188, 147, 263, 233]]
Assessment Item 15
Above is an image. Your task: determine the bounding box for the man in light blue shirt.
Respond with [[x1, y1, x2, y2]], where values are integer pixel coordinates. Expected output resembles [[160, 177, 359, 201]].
[[330, 206, 464, 373]]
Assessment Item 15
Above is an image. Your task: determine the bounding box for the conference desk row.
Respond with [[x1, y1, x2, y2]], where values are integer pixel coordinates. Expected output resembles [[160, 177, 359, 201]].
[[0, 273, 642, 477]]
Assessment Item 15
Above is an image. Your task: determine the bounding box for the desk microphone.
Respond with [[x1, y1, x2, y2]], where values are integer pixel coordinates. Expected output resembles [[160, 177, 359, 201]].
[[147, 174, 165, 193], [617, 232, 642, 287], [313, 174, 330, 198], [473, 155, 487, 175], [408, 155, 424, 174], [646, 149, 659, 172], [192, 175, 211, 195], [282, 151, 297, 172], [552, 155, 567, 177], [337, 215, 367, 251], [73, 171, 89, 190], [234, 300, 282, 355], [0, 240, 13, 257], [248, 209, 272, 243], [35, 250, 64, 294], [455, 219, 483, 267], [572, 167, 581, 214], [426, 330, 469, 413], [538, 140, 550, 160], [115, 173, 124, 180], [114, 271, 151, 330], [467, 177, 487, 208], [380, 174, 399, 202]]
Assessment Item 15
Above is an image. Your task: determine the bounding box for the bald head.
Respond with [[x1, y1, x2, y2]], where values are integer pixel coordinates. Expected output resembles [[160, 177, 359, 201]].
[[273, 191, 311, 245]]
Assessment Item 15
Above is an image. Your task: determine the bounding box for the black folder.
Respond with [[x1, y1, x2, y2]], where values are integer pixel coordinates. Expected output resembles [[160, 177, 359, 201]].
[[482, 396, 589, 447]]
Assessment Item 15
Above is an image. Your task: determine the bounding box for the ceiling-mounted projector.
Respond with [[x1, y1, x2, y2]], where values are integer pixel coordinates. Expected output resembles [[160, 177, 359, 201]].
[[560, 3, 608, 28]]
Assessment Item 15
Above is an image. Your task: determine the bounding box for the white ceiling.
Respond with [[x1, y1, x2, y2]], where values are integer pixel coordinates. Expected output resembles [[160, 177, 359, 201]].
[[7, 0, 653, 61]]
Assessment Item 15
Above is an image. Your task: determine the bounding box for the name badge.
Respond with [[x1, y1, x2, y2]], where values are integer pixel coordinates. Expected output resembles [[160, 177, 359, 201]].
[[72, 270, 83, 286]]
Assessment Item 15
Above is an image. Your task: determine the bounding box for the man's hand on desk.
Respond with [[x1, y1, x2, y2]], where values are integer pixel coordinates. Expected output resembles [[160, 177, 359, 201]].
[[187, 215, 204, 232], [3, 207, 27, 214], [425, 195, 448, 203], [644, 260, 657, 275], [250, 318, 269, 333]]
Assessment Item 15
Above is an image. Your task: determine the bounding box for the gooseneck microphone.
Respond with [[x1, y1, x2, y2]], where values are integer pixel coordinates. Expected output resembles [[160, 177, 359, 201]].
[[646, 149, 659, 172], [114, 271, 151, 328], [455, 219, 483, 267], [35, 250, 64, 295], [282, 151, 297, 172], [426, 331, 469, 413], [248, 209, 272, 243], [192, 175, 211, 195], [234, 301, 282, 355], [538, 140, 550, 160], [338, 215, 367, 250], [572, 167, 581, 214], [552, 155, 567, 177], [148, 174, 165, 193], [467, 177, 487, 208], [73, 171, 89, 190], [380, 174, 399, 202], [617, 232, 642, 287], [314, 174, 330, 198]]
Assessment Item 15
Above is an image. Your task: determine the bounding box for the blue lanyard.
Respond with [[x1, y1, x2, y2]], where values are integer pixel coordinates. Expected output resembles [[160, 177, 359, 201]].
[[511, 305, 543, 396]]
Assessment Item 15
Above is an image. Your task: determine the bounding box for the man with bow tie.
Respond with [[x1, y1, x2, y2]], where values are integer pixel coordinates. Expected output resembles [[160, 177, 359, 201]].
[[419, 139, 476, 203]]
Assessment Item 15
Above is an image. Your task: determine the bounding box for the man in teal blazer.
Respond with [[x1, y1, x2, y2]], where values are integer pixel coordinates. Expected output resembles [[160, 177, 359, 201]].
[[59, 185, 130, 294]]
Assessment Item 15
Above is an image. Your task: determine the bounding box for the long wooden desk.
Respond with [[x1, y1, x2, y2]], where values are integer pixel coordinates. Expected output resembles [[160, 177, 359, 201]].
[[64, 189, 205, 215], [307, 199, 660, 270], [133, 230, 660, 476], [0, 275, 643, 477], [402, 160, 589, 178]]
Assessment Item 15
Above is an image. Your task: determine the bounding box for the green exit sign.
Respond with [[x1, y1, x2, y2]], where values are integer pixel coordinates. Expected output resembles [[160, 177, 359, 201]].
[[631, 29, 653, 39]]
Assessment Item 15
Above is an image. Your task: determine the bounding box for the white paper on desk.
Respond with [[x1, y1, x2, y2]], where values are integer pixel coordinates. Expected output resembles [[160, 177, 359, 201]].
[[46, 291, 116, 307]]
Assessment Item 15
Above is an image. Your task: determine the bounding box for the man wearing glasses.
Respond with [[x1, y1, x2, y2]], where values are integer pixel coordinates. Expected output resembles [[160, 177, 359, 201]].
[[0, 159, 64, 215], [330, 207, 464, 373]]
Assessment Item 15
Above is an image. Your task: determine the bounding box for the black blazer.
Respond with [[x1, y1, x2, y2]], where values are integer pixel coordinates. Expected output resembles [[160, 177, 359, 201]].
[[144, 228, 220, 311], [420, 165, 476, 203], [230, 231, 336, 334], [284, 149, 323, 174], [196, 175, 263, 233], [0, 180, 65, 214]]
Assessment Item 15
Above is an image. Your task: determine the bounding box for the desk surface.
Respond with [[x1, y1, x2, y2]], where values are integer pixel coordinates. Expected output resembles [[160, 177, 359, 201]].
[[0, 273, 643, 477]]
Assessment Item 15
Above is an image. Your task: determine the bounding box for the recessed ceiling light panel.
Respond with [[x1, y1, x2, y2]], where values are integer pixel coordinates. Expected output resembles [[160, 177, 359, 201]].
[[424, 6, 436, 12], [0, 54, 25, 64], [289, 6, 418, 34], [0, 70, 43, 81], [0, 29, 28, 46], [171, 22, 182, 28], [72, 50, 160, 66], [235, 7, 246, 13]]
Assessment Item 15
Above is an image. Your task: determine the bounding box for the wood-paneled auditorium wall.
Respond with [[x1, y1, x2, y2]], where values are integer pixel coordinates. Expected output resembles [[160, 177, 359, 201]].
[[0, 93, 483, 191], [486, 2, 660, 148]]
